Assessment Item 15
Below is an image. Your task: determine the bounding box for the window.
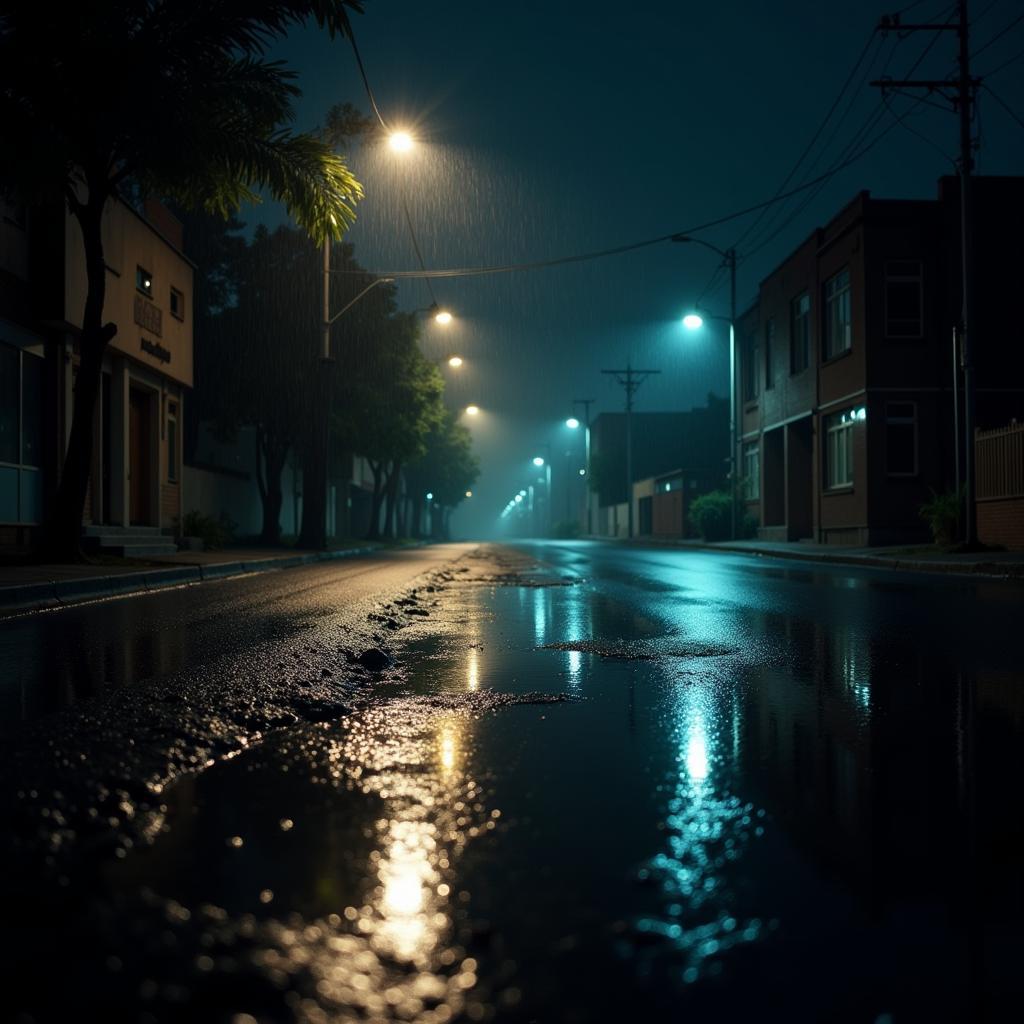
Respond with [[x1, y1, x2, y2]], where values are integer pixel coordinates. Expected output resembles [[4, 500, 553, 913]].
[[825, 408, 862, 489], [136, 265, 153, 297], [0, 342, 44, 523], [743, 330, 759, 402], [764, 317, 775, 389], [885, 402, 916, 475], [743, 441, 760, 500], [167, 401, 178, 483], [885, 261, 923, 338], [170, 287, 185, 321], [823, 268, 852, 360], [791, 292, 810, 373]]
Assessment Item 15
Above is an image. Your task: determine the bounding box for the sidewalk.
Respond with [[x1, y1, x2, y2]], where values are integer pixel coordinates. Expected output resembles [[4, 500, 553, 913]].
[[632, 536, 1024, 579], [0, 544, 382, 615]]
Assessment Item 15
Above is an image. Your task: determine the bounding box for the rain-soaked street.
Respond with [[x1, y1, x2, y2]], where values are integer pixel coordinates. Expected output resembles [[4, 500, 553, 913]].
[[3, 541, 1023, 1023]]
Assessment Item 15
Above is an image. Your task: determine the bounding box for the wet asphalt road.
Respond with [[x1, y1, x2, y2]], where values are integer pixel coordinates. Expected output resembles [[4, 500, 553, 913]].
[[4, 541, 1023, 1023]]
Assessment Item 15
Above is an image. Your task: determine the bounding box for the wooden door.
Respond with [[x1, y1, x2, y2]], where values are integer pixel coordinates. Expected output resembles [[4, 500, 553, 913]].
[[129, 388, 152, 524]]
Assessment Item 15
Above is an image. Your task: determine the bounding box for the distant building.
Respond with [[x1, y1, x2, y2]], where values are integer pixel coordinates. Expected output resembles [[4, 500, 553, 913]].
[[587, 396, 729, 537], [1, 195, 193, 553], [735, 176, 1024, 545]]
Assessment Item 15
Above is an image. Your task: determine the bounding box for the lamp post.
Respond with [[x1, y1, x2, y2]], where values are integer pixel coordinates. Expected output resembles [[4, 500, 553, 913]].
[[676, 236, 738, 542], [532, 448, 552, 537], [570, 398, 594, 533]]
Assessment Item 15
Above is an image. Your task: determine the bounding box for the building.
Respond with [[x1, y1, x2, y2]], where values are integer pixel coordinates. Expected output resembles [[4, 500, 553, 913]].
[[1, 194, 193, 553], [735, 176, 1024, 546], [588, 396, 729, 537]]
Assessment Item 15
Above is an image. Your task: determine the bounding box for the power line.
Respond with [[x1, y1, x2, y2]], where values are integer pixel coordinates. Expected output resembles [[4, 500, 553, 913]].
[[984, 83, 1024, 131], [980, 42, 1024, 76], [346, 28, 439, 307], [328, 131, 915, 282], [972, 10, 1024, 60]]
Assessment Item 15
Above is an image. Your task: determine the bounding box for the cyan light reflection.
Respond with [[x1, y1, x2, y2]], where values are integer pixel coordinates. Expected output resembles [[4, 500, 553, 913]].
[[533, 587, 548, 645], [634, 676, 767, 978], [834, 627, 872, 712], [567, 649, 583, 690]]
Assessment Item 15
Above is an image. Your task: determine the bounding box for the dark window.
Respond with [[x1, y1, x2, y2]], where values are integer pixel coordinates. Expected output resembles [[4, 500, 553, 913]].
[[21, 351, 42, 467], [885, 261, 923, 337], [0, 343, 18, 465], [823, 268, 852, 359], [791, 292, 810, 373], [764, 317, 775, 389], [743, 330, 759, 402], [170, 287, 185, 320], [136, 265, 153, 297], [886, 402, 916, 475]]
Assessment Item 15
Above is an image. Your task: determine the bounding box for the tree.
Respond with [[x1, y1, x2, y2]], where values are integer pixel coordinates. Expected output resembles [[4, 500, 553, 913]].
[[0, 1, 364, 560], [337, 315, 445, 539], [406, 410, 480, 539]]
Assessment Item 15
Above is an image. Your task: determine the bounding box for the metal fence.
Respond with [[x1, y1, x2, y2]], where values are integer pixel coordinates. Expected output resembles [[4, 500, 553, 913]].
[[976, 422, 1024, 500]]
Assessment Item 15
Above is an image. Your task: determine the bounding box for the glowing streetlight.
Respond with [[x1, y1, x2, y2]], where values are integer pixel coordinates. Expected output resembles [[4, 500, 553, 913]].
[[532, 456, 545, 467], [434, 309, 453, 326], [465, 405, 480, 416], [426, 491, 433, 500], [515, 494, 523, 503], [682, 313, 704, 330], [566, 417, 580, 429], [447, 356, 463, 368], [388, 131, 414, 153], [465, 490, 473, 498]]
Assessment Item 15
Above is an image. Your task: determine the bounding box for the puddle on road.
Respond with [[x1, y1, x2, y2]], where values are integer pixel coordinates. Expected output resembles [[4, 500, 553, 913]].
[[10, 553, 1024, 1022]]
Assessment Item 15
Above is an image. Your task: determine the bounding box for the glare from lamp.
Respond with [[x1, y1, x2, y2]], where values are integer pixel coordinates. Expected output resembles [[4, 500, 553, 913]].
[[388, 131, 414, 153], [683, 313, 704, 330], [465, 405, 480, 416]]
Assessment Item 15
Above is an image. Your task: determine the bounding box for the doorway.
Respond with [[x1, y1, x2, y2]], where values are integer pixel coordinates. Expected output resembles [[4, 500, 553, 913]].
[[129, 387, 153, 525]]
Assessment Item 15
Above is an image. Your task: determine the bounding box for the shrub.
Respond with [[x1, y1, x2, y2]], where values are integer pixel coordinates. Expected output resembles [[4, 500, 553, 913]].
[[178, 509, 237, 551], [688, 490, 732, 541], [919, 487, 963, 547]]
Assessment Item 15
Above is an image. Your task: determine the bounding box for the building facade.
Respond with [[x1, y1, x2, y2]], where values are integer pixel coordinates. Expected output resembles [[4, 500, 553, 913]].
[[0, 194, 193, 551], [736, 177, 1024, 546]]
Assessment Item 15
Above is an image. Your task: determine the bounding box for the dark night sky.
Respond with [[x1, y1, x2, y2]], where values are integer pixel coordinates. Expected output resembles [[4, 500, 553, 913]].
[[253, 0, 1024, 537]]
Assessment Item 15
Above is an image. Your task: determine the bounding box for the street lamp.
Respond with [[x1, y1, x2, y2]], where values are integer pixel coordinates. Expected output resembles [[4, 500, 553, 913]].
[[447, 356, 463, 368], [388, 130, 414, 153], [675, 234, 738, 542], [566, 417, 580, 430], [465, 405, 480, 416]]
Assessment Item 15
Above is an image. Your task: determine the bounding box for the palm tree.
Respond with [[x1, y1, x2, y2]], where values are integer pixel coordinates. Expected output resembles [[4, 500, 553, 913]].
[[0, 1, 366, 559]]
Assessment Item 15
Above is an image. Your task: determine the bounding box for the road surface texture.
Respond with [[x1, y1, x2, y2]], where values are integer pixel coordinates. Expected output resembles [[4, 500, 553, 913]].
[[2, 540, 1022, 1023]]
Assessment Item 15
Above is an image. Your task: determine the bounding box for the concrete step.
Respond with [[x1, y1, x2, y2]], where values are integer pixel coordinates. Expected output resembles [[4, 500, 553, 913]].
[[83, 524, 164, 537], [101, 542, 179, 558]]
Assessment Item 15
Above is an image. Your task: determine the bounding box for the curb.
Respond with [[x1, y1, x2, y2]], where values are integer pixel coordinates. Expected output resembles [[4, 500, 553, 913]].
[[0, 545, 383, 616], [612, 536, 1024, 579]]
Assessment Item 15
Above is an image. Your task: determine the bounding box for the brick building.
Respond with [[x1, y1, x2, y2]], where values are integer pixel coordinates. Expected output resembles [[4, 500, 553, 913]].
[[735, 176, 1024, 545]]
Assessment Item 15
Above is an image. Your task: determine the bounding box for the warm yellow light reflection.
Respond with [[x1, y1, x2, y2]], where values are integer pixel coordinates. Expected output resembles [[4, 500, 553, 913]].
[[388, 131, 414, 153], [467, 648, 479, 691]]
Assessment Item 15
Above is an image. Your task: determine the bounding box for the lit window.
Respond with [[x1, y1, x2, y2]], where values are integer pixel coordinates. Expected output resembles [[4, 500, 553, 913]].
[[170, 287, 185, 320], [885, 402, 916, 475], [825, 410, 855, 489], [136, 265, 153, 297], [885, 261, 923, 338]]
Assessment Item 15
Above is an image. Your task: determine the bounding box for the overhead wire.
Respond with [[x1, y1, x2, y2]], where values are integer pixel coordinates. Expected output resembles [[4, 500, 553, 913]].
[[346, 28, 439, 308], [738, 9, 957, 263], [983, 83, 1024, 131], [972, 10, 1024, 61]]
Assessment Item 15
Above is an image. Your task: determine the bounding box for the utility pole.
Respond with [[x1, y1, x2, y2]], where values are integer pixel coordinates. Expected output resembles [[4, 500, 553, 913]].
[[573, 398, 595, 533], [872, 0, 980, 542], [600, 365, 660, 539]]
